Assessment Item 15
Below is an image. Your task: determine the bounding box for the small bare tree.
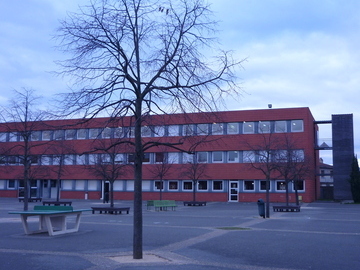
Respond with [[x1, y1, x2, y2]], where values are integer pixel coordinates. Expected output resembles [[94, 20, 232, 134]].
[[0, 89, 47, 210], [55, 0, 243, 259], [245, 132, 281, 218]]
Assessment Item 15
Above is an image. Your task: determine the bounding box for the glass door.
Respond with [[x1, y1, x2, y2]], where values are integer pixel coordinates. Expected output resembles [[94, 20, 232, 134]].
[[229, 181, 239, 202]]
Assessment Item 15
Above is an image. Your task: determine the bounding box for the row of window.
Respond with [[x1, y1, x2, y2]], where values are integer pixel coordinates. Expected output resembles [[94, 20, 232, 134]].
[[0, 119, 304, 142], [0, 149, 305, 166], [1, 179, 304, 192]]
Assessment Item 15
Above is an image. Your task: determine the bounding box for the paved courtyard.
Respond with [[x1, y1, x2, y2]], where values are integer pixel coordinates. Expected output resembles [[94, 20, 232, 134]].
[[0, 198, 359, 269]]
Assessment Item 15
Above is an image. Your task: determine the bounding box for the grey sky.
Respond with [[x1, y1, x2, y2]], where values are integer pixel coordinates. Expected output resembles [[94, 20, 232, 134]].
[[1, 0, 359, 164]]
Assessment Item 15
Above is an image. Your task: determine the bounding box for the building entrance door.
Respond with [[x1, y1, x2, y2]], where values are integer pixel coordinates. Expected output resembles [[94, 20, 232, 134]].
[[229, 181, 239, 202]]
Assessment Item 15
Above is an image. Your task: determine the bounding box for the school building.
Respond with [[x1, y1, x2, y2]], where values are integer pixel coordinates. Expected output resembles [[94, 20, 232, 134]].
[[0, 107, 354, 203]]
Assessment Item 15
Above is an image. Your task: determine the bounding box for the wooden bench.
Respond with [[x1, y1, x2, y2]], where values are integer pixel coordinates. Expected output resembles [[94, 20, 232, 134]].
[[91, 207, 130, 215], [18, 197, 42, 202], [273, 205, 301, 212], [183, 201, 207, 206], [146, 200, 155, 210], [8, 205, 91, 236], [42, 200, 72, 206]]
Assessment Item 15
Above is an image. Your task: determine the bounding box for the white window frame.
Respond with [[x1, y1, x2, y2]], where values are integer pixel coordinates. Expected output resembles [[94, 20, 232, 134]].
[[275, 180, 287, 192], [65, 129, 76, 140], [168, 152, 179, 164], [243, 122, 255, 134], [243, 180, 255, 191], [154, 180, 164, 191], [227, 151, 239, 163], [182, 181, 193, 191], [183, 124, 194, 136], [227, 122, 238, 134], [141, 126, 152, 137], [89, 128, 100, 139], [212, 151, 223, 163], [196, 152, 208, 163], [102, 127, 112, 139], [77, 129, 87, 140], [0, 132, 6, 142], [168, 180, 179, 191], [258, 121, 271, 133], [197, 124, 208, 135], [243, 151, 255, 163], [291, 120, 304, 132], [212, 123, 224, 135], [275, 121, 287, 133], [42, 131, 52, 141], [154, 126, 165, 137], [212, 180, 224, 191], [259, 180, 271, 192], [197, 180, 208, 191], [182, 153, 193, 164], [167, 125, 179, 136], [292, 180, 305, 192]]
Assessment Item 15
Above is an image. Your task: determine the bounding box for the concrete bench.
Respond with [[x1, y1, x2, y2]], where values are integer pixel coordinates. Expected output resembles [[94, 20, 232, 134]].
[[183, 201, 207, 206], [273, 205, 301, 212], [91, 207, 130, 215], [9, 205, 91, 236]]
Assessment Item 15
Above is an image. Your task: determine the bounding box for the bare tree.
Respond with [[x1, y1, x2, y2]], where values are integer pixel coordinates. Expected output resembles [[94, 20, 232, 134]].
[[55, 0, 243, 259], [0, 89, 47, 210], [88, 138, 130, 207], [245, 133, 281, 218], [149, 150, 174, 200], [274, 135, 313, 206], [180, 152, 208, 202]]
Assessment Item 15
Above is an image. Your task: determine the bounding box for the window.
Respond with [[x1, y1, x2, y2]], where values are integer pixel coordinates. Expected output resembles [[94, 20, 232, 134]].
[[115, 154, 125, 164], [42, 130, 52, 141], [75, 180, 85, 190], [197, 124, 208, 135], [182, 153, 193, 164], [64, 155, 74, 165], [212, 123, 224, 135], [292, 150, 305, 162], [8, 180, 16, 189], [52, 155, 62, 166], [154, 126, 165, 137], [65, 129, 76, 140], [41, 155, 51, 165], [143, 153, 150, 163], [9, 132, 17, 142], [77, 129, 87, 139], [259, 180, 269, 191], [141, 126, 152, 137], [183, 124, 194, 136], [275, 121, 287, 133], [213, 180, 223, 191], [169, 181, 178, 190], [31, 131, 41, 141], [258, 150, 271, 163], [89, 128, 100, 139], [54, 130, 65, 140], [155, 152, 165, 163], [227, 123, 238, 134], [89, 154, 98, 165], [183, 181, 193, 190], [114, 127, 126, 138], [0, 155, 6, 165], [62, 180, 73, 190], [76, 155, 86, 165], [258, 121, 271, 133], [291, 120, 304, 132], [0, 132, 6, 142], [8, 156, 18, 165], [129, 127, 135, 138], [243, 151, 255, 163], [196, 152, 208, 163], [228, 151, 239, 163], [167, 125, 179, 136], [293, 180, 305, 191], [154, 181, 164, 190], [244, 180, 255, 191], [102, 127, 112, 139], [128, 154, 135, 163], [212, 151, 223, 163], [198, 180, 208, 190], [168, 152, 179, 164], [88, 180, 98, 191], [276, 181, 286, 191], [243, 122, 254, 134]]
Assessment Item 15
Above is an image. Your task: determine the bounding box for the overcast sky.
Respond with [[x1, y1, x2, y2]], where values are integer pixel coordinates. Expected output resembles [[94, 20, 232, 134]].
[[1, 0, 359, 164]]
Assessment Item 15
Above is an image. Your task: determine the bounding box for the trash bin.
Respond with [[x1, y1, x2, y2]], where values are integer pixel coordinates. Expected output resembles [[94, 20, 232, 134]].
[[257, 199, 265, 218]]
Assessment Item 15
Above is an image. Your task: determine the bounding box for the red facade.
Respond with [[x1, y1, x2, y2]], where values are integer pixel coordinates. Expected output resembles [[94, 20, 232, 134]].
[[0, 107, 319, 203]]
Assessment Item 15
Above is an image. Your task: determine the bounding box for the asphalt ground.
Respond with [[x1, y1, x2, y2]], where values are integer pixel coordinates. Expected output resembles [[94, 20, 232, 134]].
[[0, 198, 359, 270]]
